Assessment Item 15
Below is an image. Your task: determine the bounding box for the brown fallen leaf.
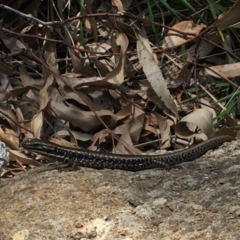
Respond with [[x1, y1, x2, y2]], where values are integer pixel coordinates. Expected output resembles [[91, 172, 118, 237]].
[[174, 108, 215, 141], [137, 27, 178, 118]]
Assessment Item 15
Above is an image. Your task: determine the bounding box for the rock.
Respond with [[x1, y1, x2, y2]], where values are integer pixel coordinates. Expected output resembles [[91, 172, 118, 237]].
[[0, 141, 9, 177], [0, 140, 240, 239]]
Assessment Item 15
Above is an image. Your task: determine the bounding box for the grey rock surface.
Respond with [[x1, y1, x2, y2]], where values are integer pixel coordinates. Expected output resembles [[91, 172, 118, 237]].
[[1, 140, 240, 240], [0, 141, 9, 177]]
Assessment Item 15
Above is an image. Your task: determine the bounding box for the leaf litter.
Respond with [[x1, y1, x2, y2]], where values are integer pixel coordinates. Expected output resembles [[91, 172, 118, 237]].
[[0, 0, 239, 177]]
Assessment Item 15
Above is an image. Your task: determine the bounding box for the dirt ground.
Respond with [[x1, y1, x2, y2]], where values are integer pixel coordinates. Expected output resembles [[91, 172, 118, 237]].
[[1, 139, 240, 240]]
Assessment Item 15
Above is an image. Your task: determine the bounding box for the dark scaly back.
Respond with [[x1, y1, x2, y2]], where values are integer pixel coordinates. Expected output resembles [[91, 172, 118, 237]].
[[22, 135, 235, 171], [152, 135, 235, 167]]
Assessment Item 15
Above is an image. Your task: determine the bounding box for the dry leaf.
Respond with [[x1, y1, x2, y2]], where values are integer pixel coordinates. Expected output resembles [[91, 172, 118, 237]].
[[39, 74, 54, 111], [114, 124, 141, 155], [155, 113, 172, 149], [89, 129, 109, 151], [31, 111, 43, 138], [0, 60, 12, 75], [175, 109, 215, 140], [137, 28, 178, 118], [49, 99, 117, 132], [215, 0, 240, 29], [162, 21, 206, 49], [103, 33, 128, 84], [9, 150, 41, 166], [206, 62, 240, 78], [129, 106, 144, 142]]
